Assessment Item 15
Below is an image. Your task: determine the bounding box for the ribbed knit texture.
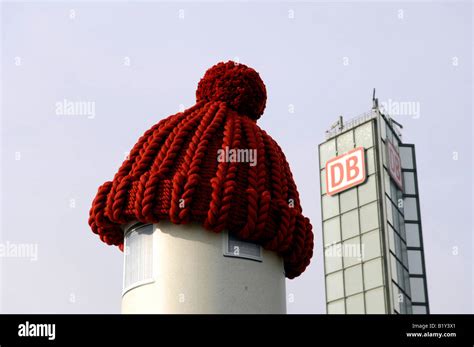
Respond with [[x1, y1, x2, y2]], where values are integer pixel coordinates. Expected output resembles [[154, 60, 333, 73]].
[[88, 61, 313, 278]]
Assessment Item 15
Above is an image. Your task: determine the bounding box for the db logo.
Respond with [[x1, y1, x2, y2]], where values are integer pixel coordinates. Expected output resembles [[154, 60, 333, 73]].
[[326, 147, 366, 196], [387, 141, 403, 190]]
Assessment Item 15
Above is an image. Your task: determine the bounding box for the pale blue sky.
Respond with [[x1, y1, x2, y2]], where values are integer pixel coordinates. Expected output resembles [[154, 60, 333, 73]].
[[1, 0, 472, 313]]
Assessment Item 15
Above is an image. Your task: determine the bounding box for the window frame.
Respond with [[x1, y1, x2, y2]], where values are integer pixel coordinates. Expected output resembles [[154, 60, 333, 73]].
[[122, 222, 155, 296], [223, 231, 263, 262]]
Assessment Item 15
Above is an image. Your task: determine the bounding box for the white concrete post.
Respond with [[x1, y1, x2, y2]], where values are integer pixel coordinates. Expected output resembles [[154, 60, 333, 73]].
[[121, 221, 286, 314]]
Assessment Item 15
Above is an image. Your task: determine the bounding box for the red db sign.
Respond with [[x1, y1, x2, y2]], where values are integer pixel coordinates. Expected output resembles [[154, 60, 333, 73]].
[[326, 147, 366, 196], [387, 141, 403, 190]]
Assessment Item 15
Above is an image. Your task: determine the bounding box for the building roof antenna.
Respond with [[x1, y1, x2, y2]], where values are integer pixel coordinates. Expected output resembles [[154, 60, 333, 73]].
[[372, 88, 379, 110], [390, 118, 404, 129]]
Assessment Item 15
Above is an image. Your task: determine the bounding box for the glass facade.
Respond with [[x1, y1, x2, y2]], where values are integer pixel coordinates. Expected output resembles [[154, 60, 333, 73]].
[[399, 144, 430, 314], [319, 109, 429, 314]]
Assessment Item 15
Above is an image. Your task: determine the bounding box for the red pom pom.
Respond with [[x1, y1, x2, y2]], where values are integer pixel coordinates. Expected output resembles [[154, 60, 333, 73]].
[[196, 61, 267, 120]]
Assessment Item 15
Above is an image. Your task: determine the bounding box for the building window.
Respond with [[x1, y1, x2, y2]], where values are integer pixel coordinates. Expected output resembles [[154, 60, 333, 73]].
[[392, 206, 400, 232], [355, 122, 373, 148], [337, 130, 355, 154], [390, 181, 398, 204], [325, 244, 343, 273], [344, 264, 363, 296], [224, 232, 262, 262], [406, 223, 420, 248], [327, 299, 345, 314], [326, 271, 344, 302], [392, 282, 403, 313], [399, 216, 406, 241], [404, 197, 419, 221], [323, 216, 341, 247], [394, 232, 403, 260], [340, 188, 358, 213], [403, 172, 416, 195], [346, 293, 365, 314], [396, 188, 404, 212], [399, 293, 409, 314], [386, 124, 393, 143], [390, 254, 398, 284], [408, 250, 423, 275], [361, 229, 381, 261], [319, 139, 336, 169], [401, 241, 409, 268], [386, 197, 393, 226], [342, 236, 362, 268], [366, 147, 376, 175], [322, 194, 339, 220], [388, 224, 396, 253], [320, 168, 327, 195], [123, 223, 154, 295], [380, 117, 387, 140], [412, 305, 427, 314], [358, 174, 377, 206], [405, 297, 413, 314], [365, 287, 386, 314], [404, 268, 411, 296], [392, 283, 411, 314], [360, 201, 379, 233], [397, 261, 405, 293], [399, 146, 414, 169], [410, 277, 426, 303], [363, 257, 384, 290], [384, 170, 391, 199], [382, 141, 388, 167], [341, 209, 359, 240]]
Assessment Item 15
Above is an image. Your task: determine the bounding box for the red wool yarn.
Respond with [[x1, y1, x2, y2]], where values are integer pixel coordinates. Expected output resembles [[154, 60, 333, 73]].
[[88, 61, 313, 278]]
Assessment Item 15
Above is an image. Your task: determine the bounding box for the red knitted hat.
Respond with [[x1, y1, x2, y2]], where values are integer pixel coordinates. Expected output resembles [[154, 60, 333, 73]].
[[88, 61, 313, 278]]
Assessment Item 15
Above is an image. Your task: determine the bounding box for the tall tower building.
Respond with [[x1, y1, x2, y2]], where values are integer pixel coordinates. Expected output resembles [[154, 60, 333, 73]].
[[318, 97, 429, 314]]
